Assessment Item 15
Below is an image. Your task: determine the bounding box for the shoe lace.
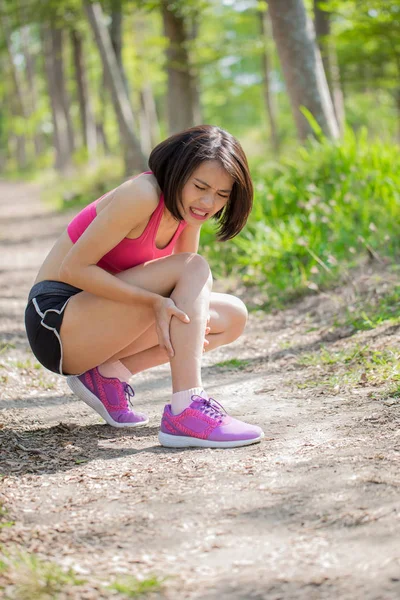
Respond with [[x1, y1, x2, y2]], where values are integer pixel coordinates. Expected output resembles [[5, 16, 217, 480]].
[[123, 382, 135, 409], [195, 396, 226, 422]]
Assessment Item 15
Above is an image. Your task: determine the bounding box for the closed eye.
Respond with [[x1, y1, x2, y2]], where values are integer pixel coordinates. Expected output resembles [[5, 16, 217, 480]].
[[195, 183, 229, 199]]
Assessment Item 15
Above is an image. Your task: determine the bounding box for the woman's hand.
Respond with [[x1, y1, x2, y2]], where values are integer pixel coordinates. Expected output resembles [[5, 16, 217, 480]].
[[153, 297, 190, 358], [203, 314, 211, 352]]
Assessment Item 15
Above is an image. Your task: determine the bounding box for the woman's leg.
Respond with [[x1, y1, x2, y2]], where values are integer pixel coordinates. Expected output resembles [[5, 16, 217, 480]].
[[107, 292, 248, 375], [61, 252, 211, 392], [62, 255, 263, 446]]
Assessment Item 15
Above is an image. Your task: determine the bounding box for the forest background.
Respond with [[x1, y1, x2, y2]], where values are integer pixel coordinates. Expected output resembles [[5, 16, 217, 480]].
[[1, 0, 400, 308]]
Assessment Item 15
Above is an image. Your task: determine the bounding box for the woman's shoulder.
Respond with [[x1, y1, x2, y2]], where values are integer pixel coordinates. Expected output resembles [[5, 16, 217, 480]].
[[111, 172, 161, 217]]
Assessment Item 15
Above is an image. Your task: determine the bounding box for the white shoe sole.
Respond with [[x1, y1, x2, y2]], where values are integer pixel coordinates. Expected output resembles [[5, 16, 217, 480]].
[[67, 376, 149, 428], [158, 430, 264, 449]]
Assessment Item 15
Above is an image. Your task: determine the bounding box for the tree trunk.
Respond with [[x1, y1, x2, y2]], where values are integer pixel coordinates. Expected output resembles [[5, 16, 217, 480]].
[[83, 1, 146, 173], [21, 26, 43, 156], [71, 28, 97, 161], [188, 15, 202, 125], [96, 122, 110, 155], [110, 0, 129, 95], [138, 83, 162, 154], [267, 0, 339, 141], [41, 24, 72, 172], [1, 13, 29, 168], [396, 88, 400, 145], [51, 26, 75, 155], [109, 0, 143, 173], [161, 0, 197, 134], [141, 83, 161, 148], [259, 8, 280, 154], [313, 1, 345, 133]]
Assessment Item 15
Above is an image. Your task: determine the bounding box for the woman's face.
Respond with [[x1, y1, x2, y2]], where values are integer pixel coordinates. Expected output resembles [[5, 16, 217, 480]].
[[180, 160, 234, 224]]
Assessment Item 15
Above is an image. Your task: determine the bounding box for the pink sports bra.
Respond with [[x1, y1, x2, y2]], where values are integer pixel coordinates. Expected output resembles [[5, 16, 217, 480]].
[[67, 173, 186, 274]]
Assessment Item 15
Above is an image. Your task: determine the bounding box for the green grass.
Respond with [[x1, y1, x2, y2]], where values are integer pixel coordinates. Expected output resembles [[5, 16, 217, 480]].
[[381, 384, 400, 400], [108, 575, 164, 597], [0, 547, 164, 600], [0, 504, 15, 529], [0, 552, 85, 600], [0, 342, 15, 355], [337, 285, 400, 332], [12, 358, 42, 371], [213, 358, 250, 369], [297, 344, 400, 390]]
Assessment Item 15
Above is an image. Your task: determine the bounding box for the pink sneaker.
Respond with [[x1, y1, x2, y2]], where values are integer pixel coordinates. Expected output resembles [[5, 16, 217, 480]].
[[158, 395, 264, 448], [67, 367, 149, 428]]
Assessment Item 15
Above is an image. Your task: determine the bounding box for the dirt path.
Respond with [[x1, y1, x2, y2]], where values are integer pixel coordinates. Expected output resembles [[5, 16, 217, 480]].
[[1, 181, 399, 600]]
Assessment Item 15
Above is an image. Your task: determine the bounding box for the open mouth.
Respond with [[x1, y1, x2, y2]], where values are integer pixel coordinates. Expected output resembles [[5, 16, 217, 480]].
[[190, 207, 209, 220]]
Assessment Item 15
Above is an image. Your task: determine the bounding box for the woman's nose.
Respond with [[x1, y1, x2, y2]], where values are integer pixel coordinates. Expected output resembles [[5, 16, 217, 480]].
[[201, 194, 214, 208]]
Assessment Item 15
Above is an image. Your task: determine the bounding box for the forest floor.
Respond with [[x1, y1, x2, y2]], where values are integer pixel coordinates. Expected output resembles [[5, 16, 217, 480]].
[[0, 181, 400, 600]]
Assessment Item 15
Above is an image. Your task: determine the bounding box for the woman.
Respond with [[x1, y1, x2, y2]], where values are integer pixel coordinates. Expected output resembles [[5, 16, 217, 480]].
[[25, 125, 264, 448]]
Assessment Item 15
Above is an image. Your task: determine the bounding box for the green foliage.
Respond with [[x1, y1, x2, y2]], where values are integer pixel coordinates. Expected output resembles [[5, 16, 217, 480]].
[[213, 358, 250, 369], [338, 286, 400, 331], [202, 131, 400, 306], [43, 157, 124, 210], [326, 1, 400, 93], [108, 574, 164, 597], [0, 551, 86, 600], [298, 343, 400, 390]]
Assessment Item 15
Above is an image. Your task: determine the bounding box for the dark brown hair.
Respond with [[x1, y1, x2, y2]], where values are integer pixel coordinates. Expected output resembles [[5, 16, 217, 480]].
[[148, 125, 253, 241]]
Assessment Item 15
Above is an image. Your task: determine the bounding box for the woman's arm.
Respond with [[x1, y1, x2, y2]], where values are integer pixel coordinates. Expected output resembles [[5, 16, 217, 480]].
[[59, 178, 160, 307], [173, 224, 201, 254]]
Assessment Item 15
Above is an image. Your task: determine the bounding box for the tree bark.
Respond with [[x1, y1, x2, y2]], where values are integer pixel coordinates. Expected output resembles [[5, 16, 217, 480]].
[[259, 8, 280, 154], [267, 0, 339, 140], [161, 1, 197, 134], [139, 83, 161, 155], [396, 88, 400, 145], [51, 26, 75, 154], [83, 1, 146, 173], [41, 24, 72, 172], [109, 0, 143, 173], [141, 83, 161, 148], [110, 0, 129, 95], [71, 28, 97, 161], [1, 13, 29, 168], [313, 1, 345, 133], [21, 26, 43, 156]]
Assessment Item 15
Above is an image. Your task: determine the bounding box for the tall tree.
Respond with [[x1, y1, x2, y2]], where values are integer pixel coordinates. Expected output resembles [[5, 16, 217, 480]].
[[51, 24, 75, 154], [41, 23, 73, 171], [1, 14, 29, 168], [267, 0, 339, 140], [83, 1, 146, 173], [20, 25, 43, 156], [313, 0, 345, 133], [108, 0, 143, 171], [71, 28, 97, 161], [259, 6, 279, 153], [161, 0, 198, 134], [330, 0, 400, 141]]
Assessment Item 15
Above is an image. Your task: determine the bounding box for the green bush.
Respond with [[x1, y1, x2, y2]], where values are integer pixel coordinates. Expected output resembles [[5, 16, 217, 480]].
[[43, 157, 124, 211], [202, 129, 400, 306]]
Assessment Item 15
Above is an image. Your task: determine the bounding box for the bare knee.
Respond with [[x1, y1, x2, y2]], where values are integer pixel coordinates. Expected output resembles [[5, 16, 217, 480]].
[[178, 252, 213, 290], [220, 295, 248, 343]]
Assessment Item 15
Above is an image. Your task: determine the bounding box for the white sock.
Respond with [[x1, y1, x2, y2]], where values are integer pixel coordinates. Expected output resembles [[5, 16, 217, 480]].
[[98, 360, 132, 383], [171, 387, 207, 415]]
